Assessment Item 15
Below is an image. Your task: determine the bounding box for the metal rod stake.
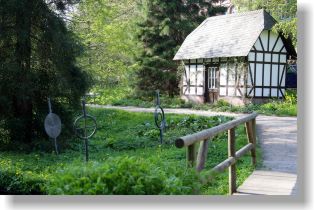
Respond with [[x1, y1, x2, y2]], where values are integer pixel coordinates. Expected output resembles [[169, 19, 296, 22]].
[[48, 97, 52, 113], [84, 138, 89, 162], [159, 129, 163, 144], [54, 137, 59, 155]]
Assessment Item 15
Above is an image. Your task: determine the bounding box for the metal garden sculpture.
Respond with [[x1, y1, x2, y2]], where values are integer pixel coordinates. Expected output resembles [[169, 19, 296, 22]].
[[154, 90, 166, 144], [73, 99, 97, 162], [44, 98, 61, 155]]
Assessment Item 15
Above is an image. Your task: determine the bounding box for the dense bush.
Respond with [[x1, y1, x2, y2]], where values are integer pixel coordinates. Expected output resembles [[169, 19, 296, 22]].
[[47, 156, 200, 195], [0, 166, 46, 194], [284, 89, 297, 104]]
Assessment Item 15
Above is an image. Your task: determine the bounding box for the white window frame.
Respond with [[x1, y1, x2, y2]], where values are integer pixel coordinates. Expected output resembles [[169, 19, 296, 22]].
[[208, 67, 218, 89]]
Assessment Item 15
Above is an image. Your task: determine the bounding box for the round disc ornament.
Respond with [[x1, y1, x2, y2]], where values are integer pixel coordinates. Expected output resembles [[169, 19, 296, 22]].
[[44, 98, 61, 155], [44, 113, 61, 139]]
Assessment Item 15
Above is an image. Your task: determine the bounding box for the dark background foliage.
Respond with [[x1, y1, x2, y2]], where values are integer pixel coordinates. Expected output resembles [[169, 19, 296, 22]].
[[135, 0, 226, 97], [0, 0, 91, 150]]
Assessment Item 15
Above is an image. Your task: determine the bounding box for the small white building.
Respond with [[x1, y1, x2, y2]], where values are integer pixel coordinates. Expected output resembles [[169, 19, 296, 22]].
[[173, 10, 296, 104]]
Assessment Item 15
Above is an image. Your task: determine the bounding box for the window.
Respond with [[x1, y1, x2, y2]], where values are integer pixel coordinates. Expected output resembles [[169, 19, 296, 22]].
[[208, 67, 219, 89]]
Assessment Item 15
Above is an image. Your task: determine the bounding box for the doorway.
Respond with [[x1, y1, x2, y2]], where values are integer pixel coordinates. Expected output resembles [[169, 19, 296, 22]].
[[204, 65, 219, 103]]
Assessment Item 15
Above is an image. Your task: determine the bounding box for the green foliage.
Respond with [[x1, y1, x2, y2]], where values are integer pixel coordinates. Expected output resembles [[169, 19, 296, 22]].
[[0, 108, 256, 195], [232, 0, 297, 47], [70, 0, 141, 90], [284, 89, 297, 104], [208, 99, 297, 116], [0, 170, 45, 194], [88, 87, 194, 109], [98, 95, 297, 116], [47, 156, 200, 195], [91, 108, 232, 150], [0, 0, 90, 147], [135, 0, 226, 96]]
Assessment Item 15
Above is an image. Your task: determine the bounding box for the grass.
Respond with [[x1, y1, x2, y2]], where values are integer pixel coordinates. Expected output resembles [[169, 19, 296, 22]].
[[0, 108, 260, 195]]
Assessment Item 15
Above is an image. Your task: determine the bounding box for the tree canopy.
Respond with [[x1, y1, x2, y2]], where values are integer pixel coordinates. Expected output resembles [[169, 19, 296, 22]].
[[232, 0, 297, 48], [70, 0, 141, 89], [135, 0, 226, 97], [0, 0, 90, 148]]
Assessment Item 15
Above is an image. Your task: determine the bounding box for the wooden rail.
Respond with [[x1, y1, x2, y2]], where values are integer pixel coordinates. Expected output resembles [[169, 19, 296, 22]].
[[175, 112, 258, 195]]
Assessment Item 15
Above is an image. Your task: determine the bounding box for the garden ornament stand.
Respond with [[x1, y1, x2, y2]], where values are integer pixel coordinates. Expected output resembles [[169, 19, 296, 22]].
[[44, 98, 62, 155], [154, 90, 166, 144], [74, 99, 97, 162]]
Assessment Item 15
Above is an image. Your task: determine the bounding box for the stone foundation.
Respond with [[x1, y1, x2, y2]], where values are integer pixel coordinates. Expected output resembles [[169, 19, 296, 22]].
[[181, 95, 283, 106], [181, 95, 205, 104]]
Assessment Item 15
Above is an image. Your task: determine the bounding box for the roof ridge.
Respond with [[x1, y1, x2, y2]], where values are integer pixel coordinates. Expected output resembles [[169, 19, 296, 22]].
[[187, 9, 266, 39], [173, 9, 279, 60], [205, 9, 265, 20]]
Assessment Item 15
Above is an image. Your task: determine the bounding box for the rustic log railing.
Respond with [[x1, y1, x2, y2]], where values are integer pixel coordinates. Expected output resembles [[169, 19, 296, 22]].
[[175, 112, 258, 195]]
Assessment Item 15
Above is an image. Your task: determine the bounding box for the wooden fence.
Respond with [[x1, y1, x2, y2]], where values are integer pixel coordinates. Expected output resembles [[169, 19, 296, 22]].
[[175, 112, 258, 195]]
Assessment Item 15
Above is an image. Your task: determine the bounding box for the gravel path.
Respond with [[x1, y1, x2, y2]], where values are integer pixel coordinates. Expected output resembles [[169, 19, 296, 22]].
[[89, 104, 244, 117], [237, 115, 297, 195], [89, 104, 298, 195], [256, 115, 297, 173]]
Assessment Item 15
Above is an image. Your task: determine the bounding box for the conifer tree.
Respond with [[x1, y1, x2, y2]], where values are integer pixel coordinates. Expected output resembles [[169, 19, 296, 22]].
[[136, 0, 225, 97], [0, 0, 90, 148]]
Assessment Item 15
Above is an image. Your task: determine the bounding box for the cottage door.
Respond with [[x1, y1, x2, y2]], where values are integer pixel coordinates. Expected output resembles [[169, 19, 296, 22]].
[[205, 66, 219, 103]]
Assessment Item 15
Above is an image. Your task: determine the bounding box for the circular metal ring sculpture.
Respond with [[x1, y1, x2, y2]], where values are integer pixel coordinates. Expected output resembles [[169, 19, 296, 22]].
[[73, 99, 97, 162], [73, 114, 97, 139], [154, 105, 165, 129], [154, 90, 165, 144]]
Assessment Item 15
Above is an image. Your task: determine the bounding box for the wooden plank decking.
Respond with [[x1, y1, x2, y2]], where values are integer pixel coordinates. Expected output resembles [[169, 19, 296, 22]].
[[235, 116, 298, 195], [236, 170, 297, 195]]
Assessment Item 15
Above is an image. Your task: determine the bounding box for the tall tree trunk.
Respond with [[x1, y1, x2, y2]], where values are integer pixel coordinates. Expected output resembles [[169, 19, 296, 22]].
[[12, 0, 34, 143]]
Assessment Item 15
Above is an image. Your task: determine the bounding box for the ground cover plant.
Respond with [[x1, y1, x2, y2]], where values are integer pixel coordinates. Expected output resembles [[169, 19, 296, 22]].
[[89, 89, 297, 117], [0, 108, 258, 195]]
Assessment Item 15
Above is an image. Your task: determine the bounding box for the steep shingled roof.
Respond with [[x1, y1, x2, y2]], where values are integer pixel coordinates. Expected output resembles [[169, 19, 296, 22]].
[[173, 10, 276, 60]]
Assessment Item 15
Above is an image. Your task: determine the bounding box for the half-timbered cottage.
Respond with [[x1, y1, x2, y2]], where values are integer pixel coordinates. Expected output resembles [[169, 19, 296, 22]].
[[173, 9, 297, 104]]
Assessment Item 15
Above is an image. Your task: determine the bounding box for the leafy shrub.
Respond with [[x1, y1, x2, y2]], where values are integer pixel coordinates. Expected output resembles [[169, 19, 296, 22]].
[[47, 156, 201, 195], [0, 169, 46, 194], [285, 89, 297, 104], [215, 99, 231, 107], [96, 109, 233, 150], [171, 115, 231, 131]]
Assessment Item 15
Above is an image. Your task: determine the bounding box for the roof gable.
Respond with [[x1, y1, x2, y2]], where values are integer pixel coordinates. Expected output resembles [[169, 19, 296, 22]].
[[173, 10, 277, 60]]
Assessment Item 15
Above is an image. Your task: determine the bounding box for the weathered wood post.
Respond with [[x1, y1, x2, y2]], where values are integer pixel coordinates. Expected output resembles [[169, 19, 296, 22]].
[[197, 139, 209, 171], [245, 119, 256, 165], [187, 143, 196, 167], [228, 128, 236, 195], [251, 118, 257, 165]]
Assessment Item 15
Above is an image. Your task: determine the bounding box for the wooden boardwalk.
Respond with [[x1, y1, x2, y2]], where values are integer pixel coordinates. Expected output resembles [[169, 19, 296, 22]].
[[236, 170, 297, 195], [236, 116, 297, 195]]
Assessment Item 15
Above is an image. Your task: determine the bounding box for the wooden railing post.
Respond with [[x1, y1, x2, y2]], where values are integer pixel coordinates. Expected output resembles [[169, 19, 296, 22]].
[[197, 139, 209, 171], [245, 118, 257, 165], [228, 128, 236, 195], [187, 143, 196, 167], [251, 118, 257, 165], [176, 113, 258, 195]]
